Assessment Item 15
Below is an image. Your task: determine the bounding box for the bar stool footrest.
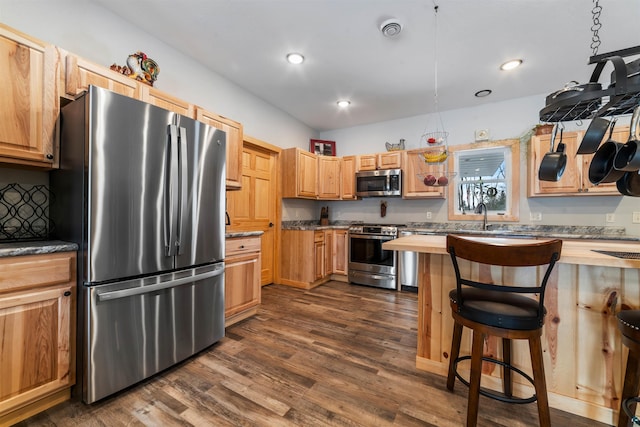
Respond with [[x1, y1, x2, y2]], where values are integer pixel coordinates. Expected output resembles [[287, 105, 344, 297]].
[[454, 355, 538, 404], [624, 397, 640, 426]]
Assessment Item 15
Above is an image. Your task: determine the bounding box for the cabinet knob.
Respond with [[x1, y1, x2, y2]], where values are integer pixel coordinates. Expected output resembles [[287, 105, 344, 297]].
[[269, 222, 274, 227], [46, 154, 54, 160], [240, 245, 245, 249], [64, 291, 71, 297]]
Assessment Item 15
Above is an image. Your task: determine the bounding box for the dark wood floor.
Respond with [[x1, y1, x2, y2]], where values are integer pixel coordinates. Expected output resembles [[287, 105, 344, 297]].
[[19, 281, 609, 426]]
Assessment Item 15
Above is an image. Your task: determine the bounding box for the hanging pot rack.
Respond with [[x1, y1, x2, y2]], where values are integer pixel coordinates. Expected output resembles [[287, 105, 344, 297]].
[[539, 45, 640, 123]]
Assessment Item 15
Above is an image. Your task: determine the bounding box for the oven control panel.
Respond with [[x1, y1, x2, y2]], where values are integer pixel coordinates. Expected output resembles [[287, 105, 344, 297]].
[[349, 225, 399, 236]]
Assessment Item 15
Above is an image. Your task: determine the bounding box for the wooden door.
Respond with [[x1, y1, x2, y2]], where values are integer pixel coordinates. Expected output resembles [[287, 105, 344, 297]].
[[333, 229, 348, 275], [0, 25, 58, 167], [227, 141, 277, 285], [341, 156, 357, 200]]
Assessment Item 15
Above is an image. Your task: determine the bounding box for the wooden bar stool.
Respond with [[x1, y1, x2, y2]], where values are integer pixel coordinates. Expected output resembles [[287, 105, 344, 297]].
[[617, 310, 640, 427], [445, 235, 562, 427]]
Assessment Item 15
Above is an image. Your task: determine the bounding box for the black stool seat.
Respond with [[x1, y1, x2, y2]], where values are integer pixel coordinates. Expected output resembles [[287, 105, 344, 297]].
[[617, 310, 640, 427], [449, 288, 546, 331]]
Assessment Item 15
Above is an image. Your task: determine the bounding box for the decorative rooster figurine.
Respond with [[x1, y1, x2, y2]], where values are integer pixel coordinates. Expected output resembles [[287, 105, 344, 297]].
[[111, 51, 159, 86]]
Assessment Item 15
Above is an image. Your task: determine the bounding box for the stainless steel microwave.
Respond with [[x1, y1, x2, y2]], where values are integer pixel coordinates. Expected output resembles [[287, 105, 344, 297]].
[[355, 169, 402, 197]]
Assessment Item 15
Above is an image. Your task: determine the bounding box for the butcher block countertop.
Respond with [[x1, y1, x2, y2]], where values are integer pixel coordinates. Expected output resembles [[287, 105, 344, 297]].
[[383, 234, 640, 269]]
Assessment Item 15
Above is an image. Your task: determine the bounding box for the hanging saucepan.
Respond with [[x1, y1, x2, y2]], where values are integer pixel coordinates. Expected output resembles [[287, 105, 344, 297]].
[[588, 123, 626, 184], [576, 117, 613, 155], [538, 124, 567, 182], [616, 170, 640, 197], [545, 80, 603, 104], [613, 105, 640, 172]]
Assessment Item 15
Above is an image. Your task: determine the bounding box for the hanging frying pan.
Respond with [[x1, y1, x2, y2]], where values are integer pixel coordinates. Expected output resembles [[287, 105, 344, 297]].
[[613, 105, 640, 172], [588, 123, 625, 184], [538, 124, 567, 182], [577, 117, 613, 155], [616, 171, 640, 197]]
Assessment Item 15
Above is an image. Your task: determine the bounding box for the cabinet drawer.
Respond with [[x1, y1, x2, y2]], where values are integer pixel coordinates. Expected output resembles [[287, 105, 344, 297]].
[[0, 252, 76, 294], [314, 231, 324, 243], [226, 236, 261, 256]]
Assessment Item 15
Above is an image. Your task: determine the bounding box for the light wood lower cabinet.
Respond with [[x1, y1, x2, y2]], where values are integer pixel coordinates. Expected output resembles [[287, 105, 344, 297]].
[[333, 229, 348, 276], [0, 251, 76, 426], [225, 236, 261, 327]]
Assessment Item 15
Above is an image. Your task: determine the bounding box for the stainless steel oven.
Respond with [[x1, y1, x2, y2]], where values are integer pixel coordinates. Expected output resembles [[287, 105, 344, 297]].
[[348, 224, 398, 289]]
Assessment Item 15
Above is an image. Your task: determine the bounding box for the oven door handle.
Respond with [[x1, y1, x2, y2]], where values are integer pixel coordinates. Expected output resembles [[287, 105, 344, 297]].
[[350, 271, 393, 281], [349, 235, 395, 241]]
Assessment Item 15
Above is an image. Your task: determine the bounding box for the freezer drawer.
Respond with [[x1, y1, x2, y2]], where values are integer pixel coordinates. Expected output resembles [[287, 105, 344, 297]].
[[84, 263, 224, 403]]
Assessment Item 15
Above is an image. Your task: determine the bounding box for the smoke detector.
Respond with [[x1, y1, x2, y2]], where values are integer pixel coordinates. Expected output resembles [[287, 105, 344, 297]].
[[380, 19, 402, 37]]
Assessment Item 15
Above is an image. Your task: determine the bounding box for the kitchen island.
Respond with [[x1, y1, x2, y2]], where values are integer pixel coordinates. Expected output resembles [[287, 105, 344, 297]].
[[383, 234, 640, 425]]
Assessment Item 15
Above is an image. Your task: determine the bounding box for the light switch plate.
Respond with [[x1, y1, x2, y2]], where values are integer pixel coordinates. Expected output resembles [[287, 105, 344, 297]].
[[633, 212, 640, 223]]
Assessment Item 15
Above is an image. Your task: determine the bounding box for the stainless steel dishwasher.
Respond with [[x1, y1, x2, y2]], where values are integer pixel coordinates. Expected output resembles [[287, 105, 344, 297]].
[[398, 230, 440, 292], [398, 230, 418, 292]]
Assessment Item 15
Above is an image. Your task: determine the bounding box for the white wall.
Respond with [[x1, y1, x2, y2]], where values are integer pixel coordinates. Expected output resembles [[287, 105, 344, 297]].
[[319, 96, 640, 237], [0, 0, 316, 148]]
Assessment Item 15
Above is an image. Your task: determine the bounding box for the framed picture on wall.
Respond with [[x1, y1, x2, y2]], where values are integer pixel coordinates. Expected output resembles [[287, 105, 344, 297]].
[[310, 139, 336, 156]]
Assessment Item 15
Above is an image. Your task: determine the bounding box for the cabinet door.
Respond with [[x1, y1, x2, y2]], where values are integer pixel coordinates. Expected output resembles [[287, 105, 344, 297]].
[[64, 53, 140, 99], [0, 25, 58, 167], [324, 230, 333, 276], [140, 85, 195, 117], [333, 229, 348, 275], [341, 156, 357, 200], [377, 151, 402, 169], [402, 150, 446, 199], [297, 150, 318, 198], [529, 132, 582, 195], [318, 156, 341, 199], [195, 108, 243, 190], [357, 155, 377, 171], [0, 284, 75, 416], [224, 251, 260, 320], [314, 241, 325, 281]]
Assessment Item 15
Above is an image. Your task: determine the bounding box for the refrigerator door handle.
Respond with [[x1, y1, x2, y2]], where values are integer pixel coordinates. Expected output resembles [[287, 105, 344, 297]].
[[177, 126, 188, 255], [166, 124, 180, 256], [96, 264, 224, 302]]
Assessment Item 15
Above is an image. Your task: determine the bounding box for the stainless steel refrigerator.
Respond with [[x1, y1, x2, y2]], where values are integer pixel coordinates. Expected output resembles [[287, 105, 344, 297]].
[[50, 85, 226, 404]]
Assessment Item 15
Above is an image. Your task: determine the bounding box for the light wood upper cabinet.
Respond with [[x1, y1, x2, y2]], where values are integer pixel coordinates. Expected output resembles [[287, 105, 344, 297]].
[[0, 252, 76, 426], [357, 151, 402, 171], [317, 155, 341, 199], [225, 236, 261, 327], [528, 129, 621, 197], [195, 108, 244, 189], [282, 148, 318, 199], [341, 155, 357, 200], [63, 52, 140, 99], [0, 24, 59, 168], [402, 149, 446, 199], [140, 85, 195, 117]]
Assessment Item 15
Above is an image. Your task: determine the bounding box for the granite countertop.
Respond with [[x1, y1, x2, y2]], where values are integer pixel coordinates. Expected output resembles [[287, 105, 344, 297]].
[[226, 231, 264, 238], [0, 240, 78, 258], [282, 220, 640, 241], [404, 222, 640, 241]]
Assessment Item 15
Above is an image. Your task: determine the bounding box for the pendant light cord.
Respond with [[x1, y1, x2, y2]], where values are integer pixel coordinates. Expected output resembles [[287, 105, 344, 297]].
[[432, 2, 445, 133]]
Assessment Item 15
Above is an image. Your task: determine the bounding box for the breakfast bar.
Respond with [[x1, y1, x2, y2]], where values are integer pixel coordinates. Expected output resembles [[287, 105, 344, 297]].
[[383, 234, 640, 425]]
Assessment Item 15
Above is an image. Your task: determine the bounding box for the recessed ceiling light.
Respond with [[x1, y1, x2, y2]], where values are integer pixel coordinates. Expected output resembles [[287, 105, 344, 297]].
[[474, 89, 492, 98], [380, 18, 402, 37], [286, 53, 304, 64], [500, 59, 523, 71], [337, 100, 351, 108]]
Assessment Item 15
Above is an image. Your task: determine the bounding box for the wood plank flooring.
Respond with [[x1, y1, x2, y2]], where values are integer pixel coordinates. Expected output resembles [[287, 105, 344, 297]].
[[17, 281, 608, 426]]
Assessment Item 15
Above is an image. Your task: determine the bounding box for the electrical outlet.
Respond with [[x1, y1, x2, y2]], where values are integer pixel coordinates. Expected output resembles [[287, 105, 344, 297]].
[[634, 212, 640, 223], [426, 211, 432, 220], [529, 212, 542, 221], [606, 213, 615, 223]]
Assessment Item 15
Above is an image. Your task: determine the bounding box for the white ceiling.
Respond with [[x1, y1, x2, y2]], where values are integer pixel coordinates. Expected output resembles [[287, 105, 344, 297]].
[[92, 0, 640, 132]]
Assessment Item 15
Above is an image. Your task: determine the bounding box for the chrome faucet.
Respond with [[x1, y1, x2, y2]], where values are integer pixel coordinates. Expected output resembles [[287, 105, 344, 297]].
[[475, 202, 489, 230]]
